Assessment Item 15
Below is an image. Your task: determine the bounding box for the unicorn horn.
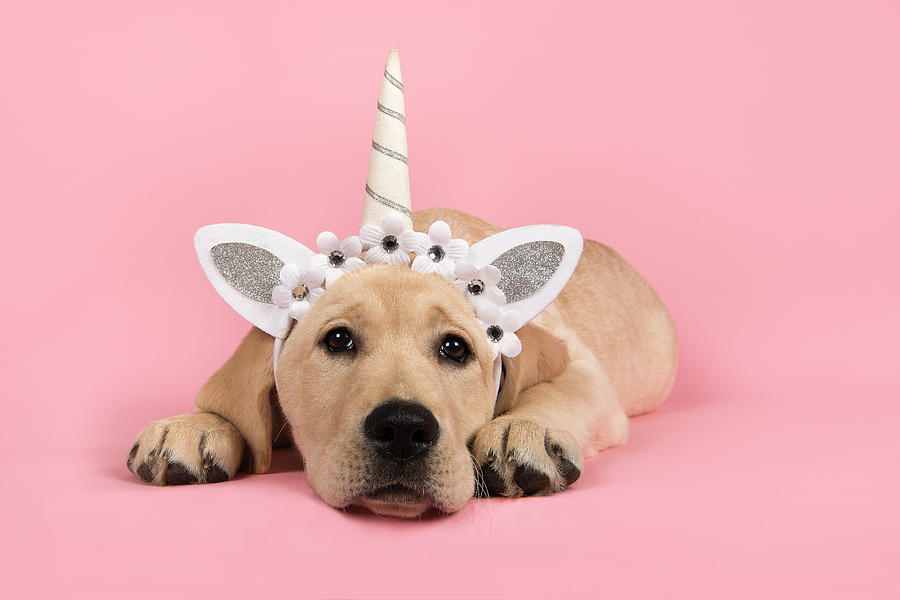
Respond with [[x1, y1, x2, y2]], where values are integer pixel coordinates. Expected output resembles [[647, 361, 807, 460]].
[[361, 50, 413, 228]]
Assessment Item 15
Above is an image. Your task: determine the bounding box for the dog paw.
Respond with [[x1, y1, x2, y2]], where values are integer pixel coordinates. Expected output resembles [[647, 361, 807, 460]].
[[127, 413, 244, 485], [471, 418, 584, 498]]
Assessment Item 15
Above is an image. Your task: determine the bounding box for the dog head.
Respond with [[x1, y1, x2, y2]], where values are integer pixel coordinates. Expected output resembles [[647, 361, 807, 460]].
[[194, 220, 582, 516], [276, 265, 494, 516]]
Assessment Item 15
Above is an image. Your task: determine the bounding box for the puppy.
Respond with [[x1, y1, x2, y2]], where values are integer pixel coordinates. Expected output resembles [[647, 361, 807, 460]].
[[127, 207, 677, 517]]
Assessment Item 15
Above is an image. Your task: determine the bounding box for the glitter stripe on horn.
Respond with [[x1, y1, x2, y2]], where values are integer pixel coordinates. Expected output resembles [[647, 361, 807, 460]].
[[376, 102, 405, 124], [371, 140, 408, 163], [362, 50, 412, 228], [365, 183, 412, 217]]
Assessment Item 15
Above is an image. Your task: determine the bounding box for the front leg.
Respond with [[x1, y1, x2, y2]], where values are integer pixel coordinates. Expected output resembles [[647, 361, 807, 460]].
[[472, 330, 628, 497], [127, 412, 245, 485]]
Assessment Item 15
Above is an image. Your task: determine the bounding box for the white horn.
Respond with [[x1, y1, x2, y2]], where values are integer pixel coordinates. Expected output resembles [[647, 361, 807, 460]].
[[361, 50, 412, 228]]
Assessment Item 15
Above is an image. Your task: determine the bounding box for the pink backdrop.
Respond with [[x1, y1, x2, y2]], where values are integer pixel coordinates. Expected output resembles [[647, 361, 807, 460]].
[[2, 1, 898, 598]]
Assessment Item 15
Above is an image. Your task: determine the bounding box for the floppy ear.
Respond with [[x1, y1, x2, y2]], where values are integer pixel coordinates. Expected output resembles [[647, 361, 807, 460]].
[[466, 225, 583, 329], [194, 224, 315, 338]]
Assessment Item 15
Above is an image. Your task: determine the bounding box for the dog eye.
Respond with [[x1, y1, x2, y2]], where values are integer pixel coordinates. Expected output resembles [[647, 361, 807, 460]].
[[323, 327, 355, 353], [439, 335, 470, 363]]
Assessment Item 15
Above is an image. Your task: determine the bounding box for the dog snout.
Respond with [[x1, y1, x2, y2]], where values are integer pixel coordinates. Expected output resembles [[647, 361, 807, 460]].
[[364, 400, 440, 462]]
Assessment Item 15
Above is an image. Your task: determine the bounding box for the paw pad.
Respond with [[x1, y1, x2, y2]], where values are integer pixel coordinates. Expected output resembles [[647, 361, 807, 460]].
[[164, 461, 198, 485], [205, 463, 229, 484], [513, 465, 551, 495]]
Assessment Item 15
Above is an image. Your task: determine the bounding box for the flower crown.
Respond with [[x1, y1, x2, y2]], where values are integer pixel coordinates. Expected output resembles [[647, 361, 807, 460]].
[[273, 213, 524, 360], [195, 217, 582, 389]]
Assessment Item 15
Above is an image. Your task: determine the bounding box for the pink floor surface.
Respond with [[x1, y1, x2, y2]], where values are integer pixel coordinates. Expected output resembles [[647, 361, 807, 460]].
[[2, 2, 898, 598]]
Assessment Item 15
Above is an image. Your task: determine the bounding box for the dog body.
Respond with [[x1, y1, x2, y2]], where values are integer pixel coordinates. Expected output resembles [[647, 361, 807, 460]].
[[128, 208, 677, 517]]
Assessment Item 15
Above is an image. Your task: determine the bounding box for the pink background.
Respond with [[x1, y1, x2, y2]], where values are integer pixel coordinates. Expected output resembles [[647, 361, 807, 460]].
[[2, 1, 898, 598]]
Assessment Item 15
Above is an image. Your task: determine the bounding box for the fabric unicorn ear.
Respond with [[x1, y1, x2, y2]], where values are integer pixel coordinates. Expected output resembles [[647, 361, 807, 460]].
[[195, 224, 316, 339], [464, 225, 584, 330]]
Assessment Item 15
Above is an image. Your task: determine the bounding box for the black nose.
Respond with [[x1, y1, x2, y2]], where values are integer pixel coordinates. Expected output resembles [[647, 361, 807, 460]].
[[364, 400, 440, 462]]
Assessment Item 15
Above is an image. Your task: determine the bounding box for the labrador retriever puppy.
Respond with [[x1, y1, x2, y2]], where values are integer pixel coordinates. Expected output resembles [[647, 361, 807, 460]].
[[127, 207, 678, 517]]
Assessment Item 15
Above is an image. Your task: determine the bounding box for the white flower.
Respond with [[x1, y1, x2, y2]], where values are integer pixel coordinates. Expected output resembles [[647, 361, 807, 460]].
[[271, 264, 325, 320], [453, 261, 506, 307], [359, 213, 422, 266], [309, 231, 365, 287], [410, 220, 469, 278], [476, 303, 523, 358]]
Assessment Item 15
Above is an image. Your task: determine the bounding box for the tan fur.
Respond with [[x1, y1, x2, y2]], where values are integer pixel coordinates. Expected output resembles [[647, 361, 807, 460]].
[[128, 208, 677, 516]]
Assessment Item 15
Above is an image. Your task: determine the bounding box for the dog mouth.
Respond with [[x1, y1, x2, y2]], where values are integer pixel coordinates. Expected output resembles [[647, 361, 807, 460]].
[[366, 483, 423, 502], [357, 483, 432, 518]]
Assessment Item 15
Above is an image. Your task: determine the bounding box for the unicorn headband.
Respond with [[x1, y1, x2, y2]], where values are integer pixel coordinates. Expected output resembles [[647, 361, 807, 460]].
[[194, 51, 583, 388]]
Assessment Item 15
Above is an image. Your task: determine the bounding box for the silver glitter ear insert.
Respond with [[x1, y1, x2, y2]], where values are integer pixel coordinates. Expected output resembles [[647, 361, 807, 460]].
[[491, 241, 565, 303], [210, 242, 285, 303], [195, 223, 316, 338]]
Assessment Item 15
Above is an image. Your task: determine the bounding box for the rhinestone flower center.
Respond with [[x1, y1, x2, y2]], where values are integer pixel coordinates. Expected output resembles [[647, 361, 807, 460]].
[[328, 250, 346, 267], [486, 325, 504, 342], [467, 278, 485, 295], [427, 245, 445, 262], [382, 235, 399, 253], [291, 284, 309, 301]]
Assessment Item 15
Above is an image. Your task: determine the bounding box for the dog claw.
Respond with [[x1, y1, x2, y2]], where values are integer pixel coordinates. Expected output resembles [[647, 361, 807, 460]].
[[559, 459, 581, 487], [136, 462, 154, 483], [127, 445, 138, 470]]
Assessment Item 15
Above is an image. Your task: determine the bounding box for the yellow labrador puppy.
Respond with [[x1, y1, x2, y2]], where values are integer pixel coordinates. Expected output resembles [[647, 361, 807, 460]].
[[127, 207, 677, 517], [126, 51, 676, 517]]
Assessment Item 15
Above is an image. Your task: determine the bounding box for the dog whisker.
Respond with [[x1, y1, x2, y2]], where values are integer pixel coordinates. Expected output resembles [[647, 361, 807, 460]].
[[272, 420, 289, 444]]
